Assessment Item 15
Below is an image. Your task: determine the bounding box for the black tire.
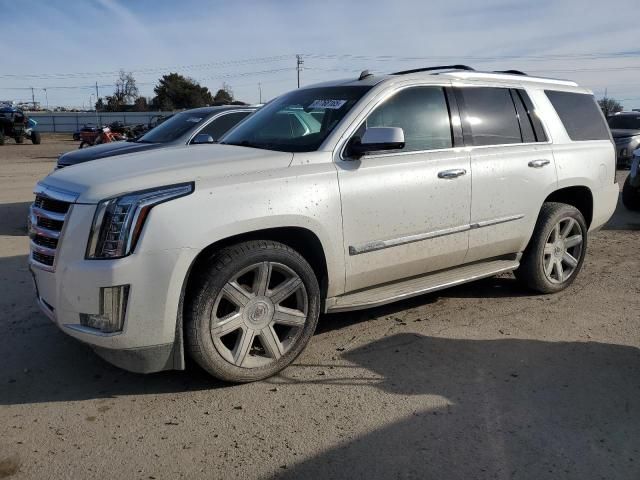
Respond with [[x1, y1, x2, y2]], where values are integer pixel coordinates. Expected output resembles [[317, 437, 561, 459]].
[[0, 131, 5, 145], [515, 202, 588, 294], [622, 175, 640, 211], [79, 141, 87, 149], [15, 135, 24, 144], [31, 131, 41, 145], [185, 240, 321, 383]]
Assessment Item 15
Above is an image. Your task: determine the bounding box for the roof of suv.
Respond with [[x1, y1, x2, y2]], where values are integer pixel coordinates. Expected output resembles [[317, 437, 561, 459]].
[[305, 67, 583, 92]]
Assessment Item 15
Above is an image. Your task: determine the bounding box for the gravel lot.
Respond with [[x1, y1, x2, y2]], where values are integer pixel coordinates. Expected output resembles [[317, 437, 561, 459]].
[[1, 135, 639, 480]]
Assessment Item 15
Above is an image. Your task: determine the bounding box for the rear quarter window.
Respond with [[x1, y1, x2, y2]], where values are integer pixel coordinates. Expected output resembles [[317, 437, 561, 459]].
[[545, 90, 610, 141]]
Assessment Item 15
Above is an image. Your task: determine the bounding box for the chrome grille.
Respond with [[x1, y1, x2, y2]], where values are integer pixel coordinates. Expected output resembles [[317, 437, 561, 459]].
[[29, 185, 78, 272]]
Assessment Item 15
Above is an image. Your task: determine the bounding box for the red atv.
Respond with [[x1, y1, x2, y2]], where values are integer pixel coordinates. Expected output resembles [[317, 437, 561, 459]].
[[79, 124, 126, 148]]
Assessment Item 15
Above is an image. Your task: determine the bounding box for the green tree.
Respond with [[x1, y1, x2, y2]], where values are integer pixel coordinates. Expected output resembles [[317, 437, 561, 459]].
[[152, 73, 214, 110], [598, 97, 623, 117]]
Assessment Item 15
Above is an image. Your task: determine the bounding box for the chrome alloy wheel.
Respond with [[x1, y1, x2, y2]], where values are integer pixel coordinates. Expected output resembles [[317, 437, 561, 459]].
[[210, 261, 309, 368], [542, 217, 584, 284]]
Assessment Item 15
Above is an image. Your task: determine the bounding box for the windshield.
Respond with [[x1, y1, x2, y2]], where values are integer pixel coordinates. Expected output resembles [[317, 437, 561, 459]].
[[138, 111, 209, 143], [220, 86, 371, 152], [608, 115, 640, 130]]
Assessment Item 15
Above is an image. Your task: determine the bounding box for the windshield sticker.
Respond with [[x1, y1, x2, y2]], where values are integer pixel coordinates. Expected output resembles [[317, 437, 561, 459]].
[[308, 99, 347, 110], [186, 117, 203, 123]]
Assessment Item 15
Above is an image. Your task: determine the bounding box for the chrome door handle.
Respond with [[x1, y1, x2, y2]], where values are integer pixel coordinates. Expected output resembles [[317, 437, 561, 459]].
[[438, 168, 467, 179], [528, 159, 551, 168]]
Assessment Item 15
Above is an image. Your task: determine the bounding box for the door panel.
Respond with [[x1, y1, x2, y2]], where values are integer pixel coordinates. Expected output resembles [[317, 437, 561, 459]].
[[338, 150, 471, 292], [454, 86, 558, 262], [464, 143, 557, 262]]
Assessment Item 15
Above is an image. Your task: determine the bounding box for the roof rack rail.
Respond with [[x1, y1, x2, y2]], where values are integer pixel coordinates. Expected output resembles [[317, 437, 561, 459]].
[[391, 65, 475, 75], [493, 69, 527, 76]]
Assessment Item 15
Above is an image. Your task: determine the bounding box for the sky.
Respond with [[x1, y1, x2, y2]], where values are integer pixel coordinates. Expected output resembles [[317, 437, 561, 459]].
[[1, 0, 639, 109]]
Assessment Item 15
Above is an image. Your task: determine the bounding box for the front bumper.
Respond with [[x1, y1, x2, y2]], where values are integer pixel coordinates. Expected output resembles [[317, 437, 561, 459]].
[[29, 203, 196, 373]]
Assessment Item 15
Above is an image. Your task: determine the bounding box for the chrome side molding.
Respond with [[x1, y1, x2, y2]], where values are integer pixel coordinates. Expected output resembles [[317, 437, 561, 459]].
[[349, 214, 525, 255]]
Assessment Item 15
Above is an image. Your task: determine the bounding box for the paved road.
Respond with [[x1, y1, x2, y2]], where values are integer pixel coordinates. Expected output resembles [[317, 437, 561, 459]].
[[1, 137, 639, 479]]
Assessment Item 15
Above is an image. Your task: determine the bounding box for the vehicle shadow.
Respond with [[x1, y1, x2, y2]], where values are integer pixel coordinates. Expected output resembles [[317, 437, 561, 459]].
[[274, 333, 640, 480], [603, 193, 640, 231], [0, 254, 223, 406], [0, 201, 30, 236]]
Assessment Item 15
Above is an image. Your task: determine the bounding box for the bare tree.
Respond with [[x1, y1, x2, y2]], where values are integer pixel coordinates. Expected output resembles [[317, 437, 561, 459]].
[[111, 70, 139, 106]]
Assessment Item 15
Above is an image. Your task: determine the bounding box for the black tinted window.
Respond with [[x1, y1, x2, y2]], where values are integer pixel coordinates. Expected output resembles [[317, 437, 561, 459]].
[[198, 112, 251, 141], [365, 86, 452, 152], [545, 90, 610, 141], [459, 87, 522, 146], [516, 89, 547, 142], [608, 114, 640, 130], [511, 90, 536, 143]]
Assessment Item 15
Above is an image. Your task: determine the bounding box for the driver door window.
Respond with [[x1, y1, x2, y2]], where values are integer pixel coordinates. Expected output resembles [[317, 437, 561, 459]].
[[360, 86, 453, 153]]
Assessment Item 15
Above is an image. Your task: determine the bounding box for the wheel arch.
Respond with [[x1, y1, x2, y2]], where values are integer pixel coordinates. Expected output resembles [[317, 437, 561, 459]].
[[544, 185, 594, 227], [172, 226, 330, 370]]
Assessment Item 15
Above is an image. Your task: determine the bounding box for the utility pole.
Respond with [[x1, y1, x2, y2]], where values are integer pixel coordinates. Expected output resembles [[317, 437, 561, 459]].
[[258, 82, 262, 103], [43, 88, 48, 110], [30, 87, 35, 109], [95, 82, 100, 110], [296, 54, 304, 88]]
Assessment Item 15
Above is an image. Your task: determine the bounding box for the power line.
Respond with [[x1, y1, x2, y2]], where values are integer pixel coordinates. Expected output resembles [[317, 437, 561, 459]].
[[303, 50, 640, 63], [0, 55, 293, 80], [0, 67, 296, 92]]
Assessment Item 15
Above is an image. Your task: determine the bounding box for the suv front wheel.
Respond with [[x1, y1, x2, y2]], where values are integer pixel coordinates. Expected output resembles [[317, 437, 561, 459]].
[[516, 202, 587, 293], [185, 240, 320, 383]]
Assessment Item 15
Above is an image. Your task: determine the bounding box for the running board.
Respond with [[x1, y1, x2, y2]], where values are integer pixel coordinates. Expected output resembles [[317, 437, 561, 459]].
[[325, 259, 519, 313]]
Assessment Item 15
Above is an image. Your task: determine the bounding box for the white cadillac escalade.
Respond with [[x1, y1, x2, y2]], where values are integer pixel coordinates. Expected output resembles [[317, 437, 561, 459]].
[[29, 66, 619, 382]]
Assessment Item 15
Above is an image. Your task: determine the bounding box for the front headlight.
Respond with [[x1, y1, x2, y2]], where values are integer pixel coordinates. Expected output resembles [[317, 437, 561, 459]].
[[86, 183, 193, 259]]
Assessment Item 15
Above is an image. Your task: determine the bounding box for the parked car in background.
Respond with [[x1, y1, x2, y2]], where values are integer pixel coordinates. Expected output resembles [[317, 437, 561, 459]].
[[30, 67, 618, 382], [622, 148, 640, 210], [56, 106, 256, 168], [607, 112, 640, 168]]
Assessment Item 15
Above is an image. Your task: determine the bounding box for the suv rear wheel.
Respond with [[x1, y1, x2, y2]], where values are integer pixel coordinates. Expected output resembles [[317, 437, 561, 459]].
[[185, 240, 320, 383], [515, 202, 587, 293]]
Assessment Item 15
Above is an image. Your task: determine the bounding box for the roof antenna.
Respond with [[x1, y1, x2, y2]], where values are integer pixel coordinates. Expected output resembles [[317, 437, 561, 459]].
[[358, 70, 373, 80]]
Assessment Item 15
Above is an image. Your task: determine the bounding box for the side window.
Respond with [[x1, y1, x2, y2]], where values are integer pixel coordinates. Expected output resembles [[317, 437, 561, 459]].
[[363, 86, 452, 152], [510, 90, 536, 143], [545, 90, 610, 141], [198, 112, 251, 141], [459, 87, 522, 146], [516, 89, 547, 142]]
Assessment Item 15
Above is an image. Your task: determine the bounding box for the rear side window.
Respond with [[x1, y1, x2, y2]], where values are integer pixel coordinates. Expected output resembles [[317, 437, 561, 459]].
[[364, 86, 453, 152], [545, 90, 610, 141], [458, 87, 522, 146]]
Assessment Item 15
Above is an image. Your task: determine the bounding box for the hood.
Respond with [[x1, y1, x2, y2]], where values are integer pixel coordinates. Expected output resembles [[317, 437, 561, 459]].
[[57, 141, 162, 166], [43, 144, 294, 203], [610, 129, 640, 139]]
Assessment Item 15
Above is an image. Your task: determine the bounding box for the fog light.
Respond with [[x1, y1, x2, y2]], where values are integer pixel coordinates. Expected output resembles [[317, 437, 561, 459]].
[[80, 285, 130, 333]]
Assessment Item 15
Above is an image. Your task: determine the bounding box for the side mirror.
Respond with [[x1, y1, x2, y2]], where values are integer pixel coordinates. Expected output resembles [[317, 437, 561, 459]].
[[346, 127, 405, 159], [192, 133, 215, 144]]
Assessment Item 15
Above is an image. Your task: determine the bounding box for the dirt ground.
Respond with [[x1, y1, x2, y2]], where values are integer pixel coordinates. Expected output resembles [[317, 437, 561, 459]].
[[0, 134, 639, 480]]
